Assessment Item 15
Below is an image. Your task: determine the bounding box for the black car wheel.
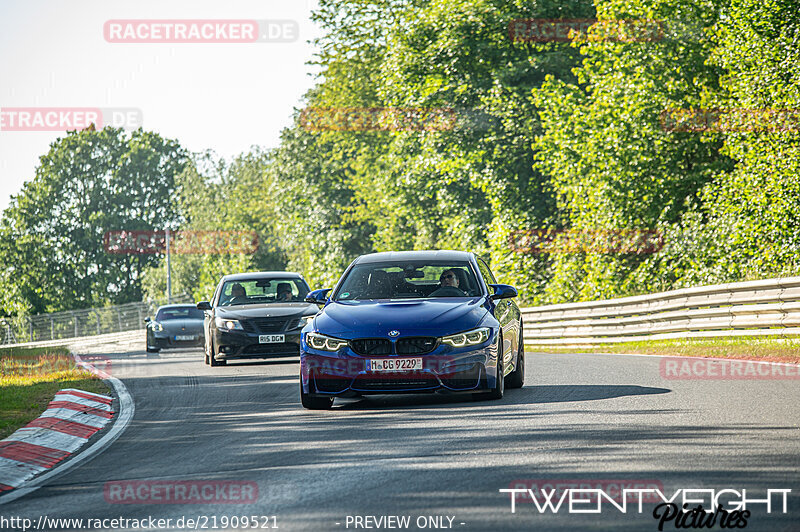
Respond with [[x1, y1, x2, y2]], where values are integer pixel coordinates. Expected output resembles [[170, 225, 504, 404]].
[[474, 333, 504, 400], [208, 338, 227, 367], [505, 322, 525, 389], [300, 379, 334, 410], [146, 333, 160, 354]]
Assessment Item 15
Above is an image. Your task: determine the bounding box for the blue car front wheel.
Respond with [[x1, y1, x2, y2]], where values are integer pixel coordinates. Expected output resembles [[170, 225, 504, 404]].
[[474, 333, 504, 400]]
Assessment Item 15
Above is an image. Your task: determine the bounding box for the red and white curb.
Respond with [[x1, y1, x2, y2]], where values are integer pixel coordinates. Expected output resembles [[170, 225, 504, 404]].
[[0, 353, 135, 505], [0, 389, 114, 493]]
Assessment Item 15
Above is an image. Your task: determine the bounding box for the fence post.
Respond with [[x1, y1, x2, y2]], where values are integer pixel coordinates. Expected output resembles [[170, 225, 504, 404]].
[[50, 318, 54, 340], [74, 312, 79, 338], [28, 317, 33, 342]]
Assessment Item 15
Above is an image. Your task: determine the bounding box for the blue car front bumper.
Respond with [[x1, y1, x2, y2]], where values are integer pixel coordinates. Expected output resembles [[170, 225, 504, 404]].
[[300, 334, 500, 396]]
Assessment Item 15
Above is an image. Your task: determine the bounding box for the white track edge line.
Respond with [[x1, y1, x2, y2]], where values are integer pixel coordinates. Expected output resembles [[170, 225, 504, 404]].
[[0, 352, 135, 505]]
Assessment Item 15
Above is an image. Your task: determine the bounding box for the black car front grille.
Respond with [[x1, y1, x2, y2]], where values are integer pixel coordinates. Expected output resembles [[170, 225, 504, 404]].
[[242, 318, 287, 334], [396, 337, 438, 355], [241, 343, 299, 356], [352, 376, 439, 391], [350, 338, 392, 356]]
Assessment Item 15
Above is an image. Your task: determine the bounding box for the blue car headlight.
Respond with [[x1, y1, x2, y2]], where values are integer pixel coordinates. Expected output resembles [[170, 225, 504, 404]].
[[215, 317, 244, 331], [306, 332, 348, 352], [442, 327, 490, 348]]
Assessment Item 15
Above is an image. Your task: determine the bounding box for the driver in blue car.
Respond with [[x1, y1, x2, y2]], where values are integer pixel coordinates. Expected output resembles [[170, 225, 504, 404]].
[[429, 268, 467, 297]]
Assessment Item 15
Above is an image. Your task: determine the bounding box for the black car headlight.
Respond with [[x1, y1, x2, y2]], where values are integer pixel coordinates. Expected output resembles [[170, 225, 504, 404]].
[[306, 332, 348, 352], [150, 322, 164, 332], [215, 317, 244, 331], [442, 327, 490, 348]]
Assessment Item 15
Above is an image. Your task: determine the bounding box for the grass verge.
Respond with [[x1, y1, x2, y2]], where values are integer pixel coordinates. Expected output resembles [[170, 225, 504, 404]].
[[527, 336, 800, 364], [0, 346, 111, 440]]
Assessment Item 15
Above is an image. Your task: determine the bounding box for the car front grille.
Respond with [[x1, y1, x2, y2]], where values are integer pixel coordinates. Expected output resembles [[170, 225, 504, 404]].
[[350, 338, 392, 356], [242, 318, 287, 334], [241, 343, 299, 356], [396, 337, 437, 355], [352, 376, 439, 391]]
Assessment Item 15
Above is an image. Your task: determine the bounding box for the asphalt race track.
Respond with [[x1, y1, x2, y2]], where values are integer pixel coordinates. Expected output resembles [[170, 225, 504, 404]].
[[2, 335, 799, 531]]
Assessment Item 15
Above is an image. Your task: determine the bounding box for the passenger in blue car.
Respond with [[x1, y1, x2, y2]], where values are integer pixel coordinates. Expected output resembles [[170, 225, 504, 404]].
[[429, 268, 467, 297]]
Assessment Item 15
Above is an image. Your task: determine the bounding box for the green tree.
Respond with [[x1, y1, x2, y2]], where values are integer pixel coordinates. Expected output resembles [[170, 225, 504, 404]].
[[141, 149, 289, 302], [531, 0, 731, 302], [0, 128, 187, 315]]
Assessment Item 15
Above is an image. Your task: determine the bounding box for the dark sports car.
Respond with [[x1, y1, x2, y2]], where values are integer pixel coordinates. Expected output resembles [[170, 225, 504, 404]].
[[145, 304, 206, 353], [197, 272, 318, 366], [299, 250, 524, 409]]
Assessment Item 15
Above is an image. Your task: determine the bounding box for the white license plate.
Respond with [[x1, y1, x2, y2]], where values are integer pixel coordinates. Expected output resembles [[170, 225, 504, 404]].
[[259, 334, 285, 344], [175, 335, 196, 341], [368, 358, 423, 372]]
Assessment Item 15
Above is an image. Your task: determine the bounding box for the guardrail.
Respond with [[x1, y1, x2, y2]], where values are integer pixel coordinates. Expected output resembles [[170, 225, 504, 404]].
[[0, 294, 192, 345], [520, 276, 800, 345]]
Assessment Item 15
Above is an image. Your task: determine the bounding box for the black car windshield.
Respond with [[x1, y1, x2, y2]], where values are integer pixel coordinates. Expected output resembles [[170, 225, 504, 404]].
[[218, 278, 310, 306], [156, 307, 205, 320], [334, 261, 481, 301]]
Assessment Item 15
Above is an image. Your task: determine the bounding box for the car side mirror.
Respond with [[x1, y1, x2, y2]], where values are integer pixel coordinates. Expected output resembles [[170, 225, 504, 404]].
[[196, 301, 212, 311], [489, 284, 518, 300], [305, 288, 332, 305], [144, 316, 151, 323]]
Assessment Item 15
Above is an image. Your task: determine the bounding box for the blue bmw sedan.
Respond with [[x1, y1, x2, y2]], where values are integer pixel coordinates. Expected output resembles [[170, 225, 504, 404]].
[[299, 250, 524, 409]]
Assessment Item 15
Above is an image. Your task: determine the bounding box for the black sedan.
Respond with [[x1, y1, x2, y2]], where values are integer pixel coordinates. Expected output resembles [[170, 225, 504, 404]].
[[145, 304, 206, 353], [197, 272, 318, 366]]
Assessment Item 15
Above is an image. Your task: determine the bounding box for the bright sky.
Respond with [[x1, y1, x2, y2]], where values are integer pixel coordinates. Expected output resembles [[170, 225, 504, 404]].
[[0, 0, 322, 213]]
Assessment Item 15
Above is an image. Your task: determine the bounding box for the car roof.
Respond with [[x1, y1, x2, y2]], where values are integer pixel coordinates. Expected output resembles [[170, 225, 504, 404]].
[[156, 304, 199, 311], [353, 250, 475, 264], [220, 271, 304, 282]]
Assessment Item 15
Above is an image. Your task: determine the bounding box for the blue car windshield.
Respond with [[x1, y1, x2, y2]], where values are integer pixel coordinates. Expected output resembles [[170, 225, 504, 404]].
[[334, 261, 481, 300]]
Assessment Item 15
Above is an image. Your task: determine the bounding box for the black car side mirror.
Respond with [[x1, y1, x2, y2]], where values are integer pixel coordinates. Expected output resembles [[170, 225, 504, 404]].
[[489, 284, 518, 300], [196, 301, 212, 311], [144, 316, 151, 323], [305, 288, 332, 305]]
